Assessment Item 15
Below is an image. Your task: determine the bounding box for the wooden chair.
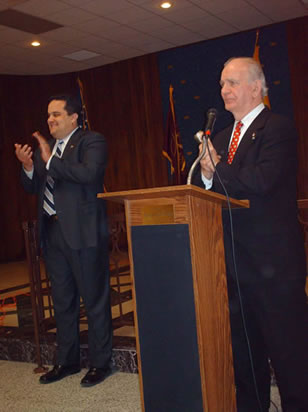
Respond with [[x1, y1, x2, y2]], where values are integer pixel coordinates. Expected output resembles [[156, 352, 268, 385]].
[[108, 212, 134, 329]]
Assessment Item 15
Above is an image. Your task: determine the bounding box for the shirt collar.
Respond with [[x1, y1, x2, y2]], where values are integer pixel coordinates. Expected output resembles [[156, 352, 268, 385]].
[[239, 103, 265, 128], [60, 126, 80, 145]]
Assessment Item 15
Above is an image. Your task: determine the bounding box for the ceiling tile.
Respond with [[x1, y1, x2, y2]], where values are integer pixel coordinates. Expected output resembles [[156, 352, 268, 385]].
[[0, 43, 43, 62], [78, 0, 133, 15], [182, 15, 238, 38], [73, 17, 121, 36], [246, 0, 303, 8], [99, 43, 144, 59], [0, 0, 306, 74], [63, 49, 101, 61], [125, 0, 154, 4], [0, 25, 36, 42], [218, 6, 273, 30], [60, 0, 93, 5], [150, 25, 204, 45], [0, 0, 28, 8], [159, 5, 210, 24], [65, 35, 113, 54], [42, 55, 91, 69], [118, 32, 168, 48], [103, 5, 156, 24], [47, 7, 96, 26], [74, 54, 116, 67], [190, 0, 250, 14], [0, 9, 62, 33], [40, 27, 89, 42], [268, 6, 308, 21], [129, 15, 176, 32], [12, 0, 71, 17], [21, 40, 81, 57], [97, 25, 149, 42], [136, 38, 174, 52], [140, 0, 194, 15]]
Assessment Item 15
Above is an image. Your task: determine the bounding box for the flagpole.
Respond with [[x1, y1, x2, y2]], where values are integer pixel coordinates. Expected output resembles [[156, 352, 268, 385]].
[[77, 76, 107, 192], [253, 30, 271, 108]]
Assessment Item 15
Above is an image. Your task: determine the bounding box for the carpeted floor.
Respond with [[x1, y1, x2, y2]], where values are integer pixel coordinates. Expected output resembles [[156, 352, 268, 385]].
[[0, 360, 141, 412], [1, 360, 282, 412]]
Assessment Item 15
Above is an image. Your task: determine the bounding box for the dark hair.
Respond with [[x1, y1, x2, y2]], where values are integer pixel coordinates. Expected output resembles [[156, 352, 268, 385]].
[[48, 94, 83, 125]]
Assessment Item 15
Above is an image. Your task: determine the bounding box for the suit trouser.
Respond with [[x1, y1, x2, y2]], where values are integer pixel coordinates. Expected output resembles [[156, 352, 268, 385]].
[[225, 247, 308, 412], [43, 217, 112, 368]]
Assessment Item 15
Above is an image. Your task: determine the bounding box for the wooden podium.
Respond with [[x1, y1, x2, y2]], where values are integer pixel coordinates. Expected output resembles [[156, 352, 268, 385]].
[[98, 185, 249, 412]]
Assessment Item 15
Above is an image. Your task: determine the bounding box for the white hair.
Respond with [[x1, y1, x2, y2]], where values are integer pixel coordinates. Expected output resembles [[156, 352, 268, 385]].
[[224, 57, 268, 98]]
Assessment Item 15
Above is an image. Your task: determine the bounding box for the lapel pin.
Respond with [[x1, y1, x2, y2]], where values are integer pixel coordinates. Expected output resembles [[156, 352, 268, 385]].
[[70, 144, 75, 148], [251, 132, 256, 141]]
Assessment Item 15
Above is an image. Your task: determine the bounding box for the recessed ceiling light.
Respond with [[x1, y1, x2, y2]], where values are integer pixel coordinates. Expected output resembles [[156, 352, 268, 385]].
[[160, 2, 172, 9], [31, 41, 40, 47]]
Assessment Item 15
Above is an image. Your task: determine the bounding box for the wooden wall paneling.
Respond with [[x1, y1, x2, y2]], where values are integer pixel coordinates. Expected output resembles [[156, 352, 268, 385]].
[[0, 54, 167, 261], [78, 54, 168, 192], [286, 17, 308, 202]]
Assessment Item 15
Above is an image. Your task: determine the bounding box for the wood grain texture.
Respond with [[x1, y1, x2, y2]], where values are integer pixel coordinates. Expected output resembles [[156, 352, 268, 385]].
[[188, 195, 236, 411], [77, 54, 167, 192], [124, 199, 145, 412], [104, 186, 244, 411], [98, 184, 249, 209]]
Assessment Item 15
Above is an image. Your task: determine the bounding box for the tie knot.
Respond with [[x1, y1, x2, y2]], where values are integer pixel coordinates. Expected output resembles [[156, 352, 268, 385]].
[[55, 140, 64, 158], [236, 121, 243, 130]]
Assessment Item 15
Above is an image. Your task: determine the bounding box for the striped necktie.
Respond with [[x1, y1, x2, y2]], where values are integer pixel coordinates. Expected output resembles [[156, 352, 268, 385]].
[[227, 121, 243, 164], [43, 140, 64, 216]]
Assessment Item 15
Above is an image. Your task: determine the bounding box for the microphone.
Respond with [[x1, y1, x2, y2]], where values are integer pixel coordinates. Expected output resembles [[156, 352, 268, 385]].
[[193, 108, 218, 144], [204, 108, 217, 137]]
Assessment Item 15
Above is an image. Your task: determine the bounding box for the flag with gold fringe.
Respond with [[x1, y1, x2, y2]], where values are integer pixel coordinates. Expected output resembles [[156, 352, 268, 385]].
[[162, 84, 186, 185], [253, 30, 271, 108]]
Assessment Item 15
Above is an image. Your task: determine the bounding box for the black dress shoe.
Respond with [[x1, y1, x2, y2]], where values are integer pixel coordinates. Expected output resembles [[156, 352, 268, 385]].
[[80, 366, 112, 387], [39, 364, 81, 384]]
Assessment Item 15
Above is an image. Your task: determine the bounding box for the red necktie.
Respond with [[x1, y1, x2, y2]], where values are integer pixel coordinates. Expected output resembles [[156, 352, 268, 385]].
[[227, 121, 243, 164]]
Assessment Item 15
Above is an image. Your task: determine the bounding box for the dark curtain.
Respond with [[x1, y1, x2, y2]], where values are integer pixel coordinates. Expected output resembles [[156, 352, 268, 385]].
[[286, 17, 308, 202], [0, 54, 167, 261]]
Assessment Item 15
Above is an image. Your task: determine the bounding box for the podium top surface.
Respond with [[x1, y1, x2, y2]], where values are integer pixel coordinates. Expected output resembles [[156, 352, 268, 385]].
[[98, 184, 249, 209]]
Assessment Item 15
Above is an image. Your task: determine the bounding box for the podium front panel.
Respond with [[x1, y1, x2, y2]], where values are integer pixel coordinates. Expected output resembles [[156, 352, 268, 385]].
[[131, 224, 203, 412]]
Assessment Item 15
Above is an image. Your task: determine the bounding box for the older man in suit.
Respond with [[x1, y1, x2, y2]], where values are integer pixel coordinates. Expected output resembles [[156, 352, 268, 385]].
[[195, 58, 308, 411], [15, 95, 112, 387]]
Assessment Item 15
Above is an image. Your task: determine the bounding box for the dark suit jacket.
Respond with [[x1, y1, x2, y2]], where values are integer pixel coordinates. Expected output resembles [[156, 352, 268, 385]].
[[21, 128, 108, 250], [194, 107, 306, 284]]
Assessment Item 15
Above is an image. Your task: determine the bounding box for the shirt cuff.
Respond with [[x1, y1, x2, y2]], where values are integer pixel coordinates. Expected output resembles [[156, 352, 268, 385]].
[[201, 172, 213, 190], [23, 166, 34, 180]]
